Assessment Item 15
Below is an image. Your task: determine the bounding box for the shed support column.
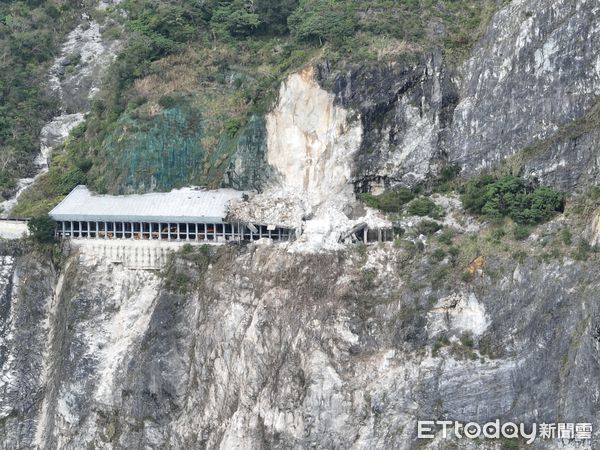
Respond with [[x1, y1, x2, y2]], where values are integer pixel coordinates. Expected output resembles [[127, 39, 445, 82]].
[[149, 222, 152, 240], [113, 222, 116, 239], [378, 228, 382, 242], [222, 224, 226, 240], [259, 226, 262, 239], [195, 224, 198, 242], [278, 228, 281, 241], [62, 221, 66, 238], [203, 223, 207, 241], [186, 223, 190, 241], [168, 224, 171, 241], [363, 227, 367, 244], [95, 221, 99, 239], [213, 224, 217, 241]]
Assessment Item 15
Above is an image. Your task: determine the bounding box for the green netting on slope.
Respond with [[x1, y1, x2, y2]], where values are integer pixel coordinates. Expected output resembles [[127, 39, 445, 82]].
[[102, 104, 227, 193], [221, 115, 272, 191], [100, 105, 272, 193]]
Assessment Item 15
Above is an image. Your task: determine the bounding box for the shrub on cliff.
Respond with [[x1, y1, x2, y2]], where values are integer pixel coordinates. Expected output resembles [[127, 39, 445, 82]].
[[360, 189, 414, 213], [28, 215, 56, 244], [288, 0, 357, 45], [461, 175, 564, 225], [407, 196, 444, 219], [210, 0, 261, 38]]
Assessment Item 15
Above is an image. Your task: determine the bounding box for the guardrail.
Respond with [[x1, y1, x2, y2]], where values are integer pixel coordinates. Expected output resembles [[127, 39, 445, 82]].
[[0, 217, 30, 222]]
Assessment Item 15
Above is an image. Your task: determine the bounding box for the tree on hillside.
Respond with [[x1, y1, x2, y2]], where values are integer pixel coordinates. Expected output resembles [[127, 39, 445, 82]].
[[255, 0, 299, 34], [288, 0, 357, 45], [210, 0, 261, 38], [28, 215, 56, 244]]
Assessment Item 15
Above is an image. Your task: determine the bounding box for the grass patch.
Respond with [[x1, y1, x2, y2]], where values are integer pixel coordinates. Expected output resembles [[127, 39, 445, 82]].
[[512, 224, 531, 241]]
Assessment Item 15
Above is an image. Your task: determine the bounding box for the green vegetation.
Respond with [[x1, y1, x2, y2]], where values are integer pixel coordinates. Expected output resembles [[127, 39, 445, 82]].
[[210, 1, 261, 38], [288, 0, 357, 45], [14, 0, 502, 215], [359, 189, 414, 213], [461, 175, 564, 225], [28, 215, 56, 244], [0, 1, 81, 199], [361, 268, 378, 289], [512, 224, 530, 241], [489, 226, 506, 243], [359, 190, 443, 219], [431, 248, 446, 262], [415, 220, 442, 236], [437, 229, 454, 245], [431, 334, 480, 361], [460, 270, 475, 283], [407, 196, 444, 218], [561, 228, 572, 246], [12, 148, 89, 217], [162, 271, 192, 294], [573, 239, 594, 261], [161, 244, 215, 294], [431, 335, 450, 356], [449, 338, 478, 360]]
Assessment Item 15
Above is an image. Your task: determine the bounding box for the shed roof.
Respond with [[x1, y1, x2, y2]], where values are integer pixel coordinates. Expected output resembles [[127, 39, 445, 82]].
[[49, 185, 245, 223]]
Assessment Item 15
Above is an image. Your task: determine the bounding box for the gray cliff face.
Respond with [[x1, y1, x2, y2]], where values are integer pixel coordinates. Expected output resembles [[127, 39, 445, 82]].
[[0, 243, 56, 448], [319, 0, 599, 193], [0, 240, 598, 448], [448, 0, 600, 186], [317, 50, 458, 191]]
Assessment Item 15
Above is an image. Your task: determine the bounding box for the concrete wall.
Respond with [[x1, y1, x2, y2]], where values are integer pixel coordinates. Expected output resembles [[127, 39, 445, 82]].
[[0, 220, 29, 240], [72, 239, 202, 270]]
